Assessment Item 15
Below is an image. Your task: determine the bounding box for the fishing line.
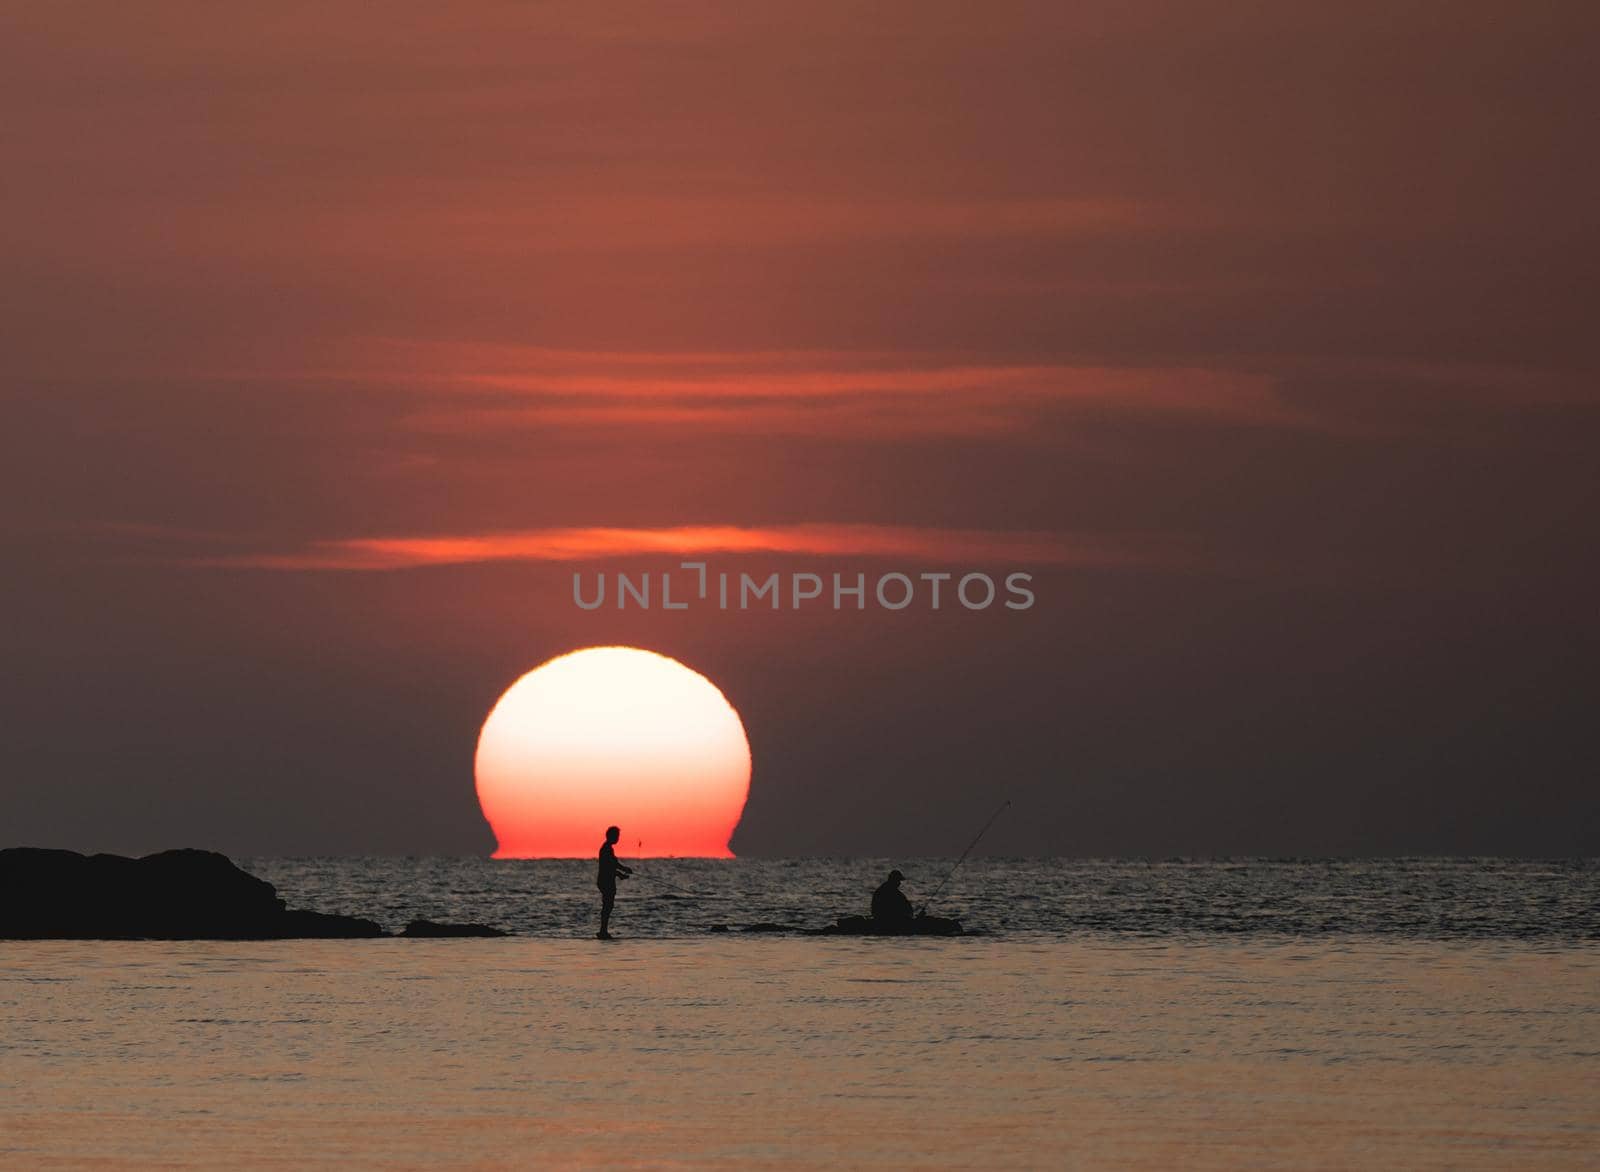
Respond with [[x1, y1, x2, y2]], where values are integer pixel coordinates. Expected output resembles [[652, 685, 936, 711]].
[[627, 841, 702, 898], [918, 798, 1011, 915]]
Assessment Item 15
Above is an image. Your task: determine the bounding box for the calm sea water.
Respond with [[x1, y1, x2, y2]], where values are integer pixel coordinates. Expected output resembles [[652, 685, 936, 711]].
[[4, 859, 1597, 1168], [242, 856, 1600, 940]]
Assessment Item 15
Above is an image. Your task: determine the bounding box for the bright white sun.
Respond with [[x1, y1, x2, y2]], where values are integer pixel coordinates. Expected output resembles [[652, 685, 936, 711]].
[[474, 646, 752, 858]]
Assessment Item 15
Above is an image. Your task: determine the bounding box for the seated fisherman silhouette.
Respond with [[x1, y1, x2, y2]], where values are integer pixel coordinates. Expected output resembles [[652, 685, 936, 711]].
[[871, 869, 915, 928]]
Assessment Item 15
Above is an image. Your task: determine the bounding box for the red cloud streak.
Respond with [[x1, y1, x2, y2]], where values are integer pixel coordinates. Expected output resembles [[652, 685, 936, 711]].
[[202, 523, 1173, 572]]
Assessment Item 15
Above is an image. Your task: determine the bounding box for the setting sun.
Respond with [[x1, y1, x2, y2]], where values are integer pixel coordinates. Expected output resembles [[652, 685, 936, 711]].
[[474, 647, 751, 858]]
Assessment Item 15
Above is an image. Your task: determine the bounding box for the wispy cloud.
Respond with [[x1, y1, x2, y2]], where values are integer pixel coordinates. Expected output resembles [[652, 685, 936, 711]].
[[404, 195, 1165, 253], [335, 343, 1313, 438], [200, 523, 1179, 572]]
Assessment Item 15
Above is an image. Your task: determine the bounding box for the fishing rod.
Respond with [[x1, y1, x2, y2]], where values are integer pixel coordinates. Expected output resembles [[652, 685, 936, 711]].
[[628, 841, 700, 898], [918, 798, 1011, 915]]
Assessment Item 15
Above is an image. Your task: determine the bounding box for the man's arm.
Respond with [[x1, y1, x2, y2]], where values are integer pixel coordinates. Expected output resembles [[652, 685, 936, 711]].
[[617, 861, 633, 878]]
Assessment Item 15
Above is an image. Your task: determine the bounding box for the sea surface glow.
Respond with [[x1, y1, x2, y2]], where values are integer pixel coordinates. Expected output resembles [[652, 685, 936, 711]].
[[3, 859, 1596, 1167]]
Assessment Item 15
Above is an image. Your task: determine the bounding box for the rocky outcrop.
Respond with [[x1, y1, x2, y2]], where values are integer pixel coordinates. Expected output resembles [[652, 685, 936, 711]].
[[819, 913, 965, 936], [0, 847, 385, 939], [400, 919, 507, 938], [706, 922, 797, 934]]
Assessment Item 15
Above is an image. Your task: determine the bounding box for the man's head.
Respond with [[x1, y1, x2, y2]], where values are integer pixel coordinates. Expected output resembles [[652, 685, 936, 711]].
[[887, 869, 904, 885], [606, 826, 621, 844]]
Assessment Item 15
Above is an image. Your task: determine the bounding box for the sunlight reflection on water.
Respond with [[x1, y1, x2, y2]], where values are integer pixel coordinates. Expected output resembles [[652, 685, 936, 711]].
[[2, 936, 1597, 1167]]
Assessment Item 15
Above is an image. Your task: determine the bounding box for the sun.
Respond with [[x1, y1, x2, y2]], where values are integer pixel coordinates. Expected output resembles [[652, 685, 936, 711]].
[[474, 646, 752, 858]]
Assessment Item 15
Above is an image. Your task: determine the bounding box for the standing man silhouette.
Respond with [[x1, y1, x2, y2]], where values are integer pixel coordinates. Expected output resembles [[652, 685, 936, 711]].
[[596, 825, 632, 940]]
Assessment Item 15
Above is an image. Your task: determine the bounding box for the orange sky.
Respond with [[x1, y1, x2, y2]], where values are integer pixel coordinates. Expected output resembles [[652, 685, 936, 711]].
[[1, 2, 1596, 856]]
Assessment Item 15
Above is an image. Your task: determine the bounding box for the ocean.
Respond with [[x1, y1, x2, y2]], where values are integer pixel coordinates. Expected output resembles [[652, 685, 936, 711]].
[[3, 858, 1597, 1167], [242, 856, 1600, 940]]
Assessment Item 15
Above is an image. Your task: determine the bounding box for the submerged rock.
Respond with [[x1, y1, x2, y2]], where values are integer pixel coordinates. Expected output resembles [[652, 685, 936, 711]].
[[0, 847, 384, 939], [277, 908, 387, 938], [820, 914, 965, 937], [401, 919, 507, 938]]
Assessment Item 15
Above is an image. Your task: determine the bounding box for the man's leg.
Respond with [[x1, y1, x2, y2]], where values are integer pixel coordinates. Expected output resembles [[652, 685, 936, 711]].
[[600, 885, 615, 937]]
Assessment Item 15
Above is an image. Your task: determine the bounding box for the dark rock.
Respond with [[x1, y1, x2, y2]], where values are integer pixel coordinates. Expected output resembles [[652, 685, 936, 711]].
[[279, 908, 386, 938], [401, 919, 507, 938], [740, 922, 791, 933], [708, 924, 730, 933], [820, 914, 965, 937], [0, 847, 387, 939]]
